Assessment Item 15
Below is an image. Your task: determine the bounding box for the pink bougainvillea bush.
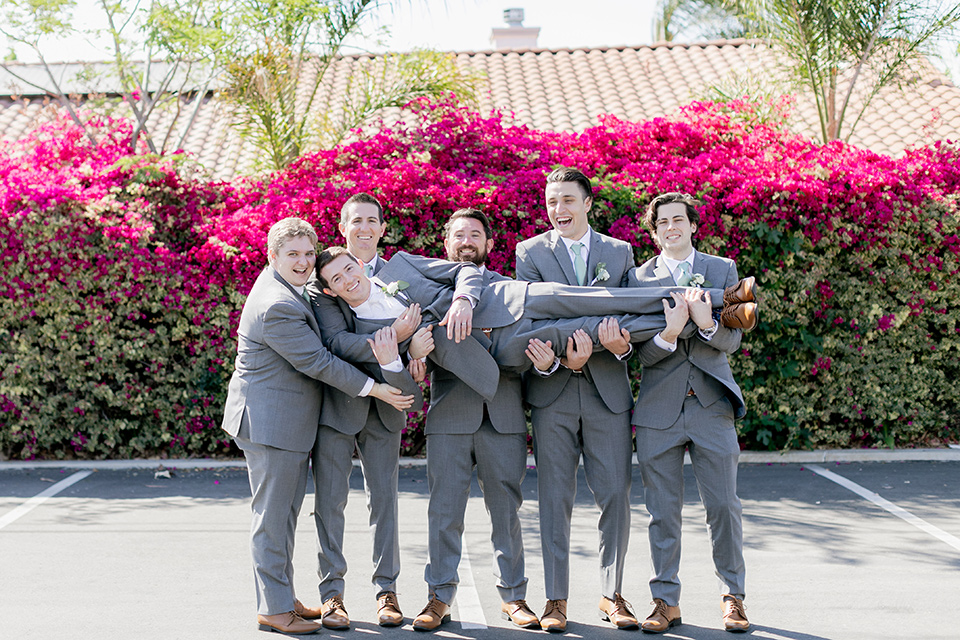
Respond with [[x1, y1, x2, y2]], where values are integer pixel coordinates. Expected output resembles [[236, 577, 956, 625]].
[[0, 116, 239, 459], [2, 98, 958, 459]]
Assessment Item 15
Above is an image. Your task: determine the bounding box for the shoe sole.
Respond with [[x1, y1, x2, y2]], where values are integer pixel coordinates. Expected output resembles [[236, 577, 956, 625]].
[[320, 619, 350, 631], [257, 623, 322, 635], [641, 616, 682, 634], [725, 623, 750, 633], [413, 614, 451, 632], [501, 611, 541, 629], [379, 618, 404, 627]]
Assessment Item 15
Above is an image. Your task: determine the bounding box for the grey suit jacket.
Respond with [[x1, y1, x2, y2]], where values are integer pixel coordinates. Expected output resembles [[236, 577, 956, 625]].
[[424, 270, 526, 436], [629, 252, 746, 428], [515, 229, 636, 413], [221, 267, 370, 452]]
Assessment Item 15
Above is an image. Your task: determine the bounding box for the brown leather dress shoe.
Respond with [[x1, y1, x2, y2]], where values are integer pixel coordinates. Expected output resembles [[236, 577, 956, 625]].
[[377, 591, 404, 627], [723, 276, 758, 305], [256, 611, 322, 635], [640, 598, 681, 634], [540, 599, 567, 633], [501, 599, 540, 628], [722, 595, 750, 633], [320, 595, 350, 630], [721, 302, 758, 332], [413, 596, 451, 631], [293, 599, 322, 620], [599, 592, 639, 629]]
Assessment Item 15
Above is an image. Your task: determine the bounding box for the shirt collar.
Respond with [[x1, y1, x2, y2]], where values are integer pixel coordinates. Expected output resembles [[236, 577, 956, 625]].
[[559, 228, 592, 254], [661, 248, 696, 274]]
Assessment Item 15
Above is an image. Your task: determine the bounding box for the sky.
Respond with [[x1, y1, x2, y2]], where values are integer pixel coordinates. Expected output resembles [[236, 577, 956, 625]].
[[9, 1, 661, 63]]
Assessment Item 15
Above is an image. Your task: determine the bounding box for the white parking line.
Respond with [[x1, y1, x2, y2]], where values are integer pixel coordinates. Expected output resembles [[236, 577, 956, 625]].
[[0, 470, 93, 531], [455, 531, 488, 629], [808, 464, 960, 552]]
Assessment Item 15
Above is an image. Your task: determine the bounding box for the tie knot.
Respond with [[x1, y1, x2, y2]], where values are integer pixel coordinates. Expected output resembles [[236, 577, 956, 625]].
[[363, 263, 373, 277], [572, 242, 583, 253]]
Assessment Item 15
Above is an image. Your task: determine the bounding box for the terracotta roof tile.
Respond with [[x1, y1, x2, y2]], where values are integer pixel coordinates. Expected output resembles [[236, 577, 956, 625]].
[[3, 39, 959, 180]]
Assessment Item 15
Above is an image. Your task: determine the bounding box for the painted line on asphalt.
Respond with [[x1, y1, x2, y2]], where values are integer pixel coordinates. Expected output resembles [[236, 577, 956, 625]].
[[455, 531, 488, 629], [808, 465, 960, 552], [0, 470, 93, 531]]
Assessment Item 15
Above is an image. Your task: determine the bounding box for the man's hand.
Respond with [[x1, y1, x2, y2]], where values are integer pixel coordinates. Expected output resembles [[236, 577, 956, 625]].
[[408, 325, 435, 360], [369, 382, 415, 411], [367, 326, 400, 365], [560, 329, 593, 371], [598, 317, 631, 356], [659, 291, 689, 344], [684, 287, 713, 331], [391, 303, 421, 342], [525, 338, 556, 372], [407, 358, 426, 383], [439, 297, 473, 343]]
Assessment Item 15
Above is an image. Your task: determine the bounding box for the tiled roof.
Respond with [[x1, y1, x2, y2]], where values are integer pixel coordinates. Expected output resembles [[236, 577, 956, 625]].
[[2, 40, 958, 180]]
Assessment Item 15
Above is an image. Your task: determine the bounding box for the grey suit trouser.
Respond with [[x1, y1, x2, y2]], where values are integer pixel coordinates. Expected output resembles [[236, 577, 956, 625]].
[[531, 375, 633, 600], [635, 395, 745, 606], [313, 413, 401, 600], [235, 435, 311, 616], [425, 423, 528, 605]]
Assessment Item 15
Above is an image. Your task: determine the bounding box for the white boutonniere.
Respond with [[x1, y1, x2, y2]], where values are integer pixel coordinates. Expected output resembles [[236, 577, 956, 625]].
[[589, 262, 610, 286], [686, 272, 712, 288], [382, 280, 410, 297]]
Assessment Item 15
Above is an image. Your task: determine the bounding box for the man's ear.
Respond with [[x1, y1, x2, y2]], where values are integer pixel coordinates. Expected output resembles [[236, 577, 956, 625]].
[[485, 238, 494, 254], [323, 287, 337, 298], [584, 196, 593, 213]]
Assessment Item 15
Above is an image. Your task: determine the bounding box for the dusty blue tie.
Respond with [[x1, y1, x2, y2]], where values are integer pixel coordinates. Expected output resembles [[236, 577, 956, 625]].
[[572, 242, 586, 286], [363, 263, 374, 277], [676, 261, 692, 286]]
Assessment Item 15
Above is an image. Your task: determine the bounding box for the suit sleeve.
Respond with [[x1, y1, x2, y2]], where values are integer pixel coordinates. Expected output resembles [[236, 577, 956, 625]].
[[381, 368, 424, 407], [697, 260, 742, 355], [262, 299, 370, 397], [618, 243, 637, 287]]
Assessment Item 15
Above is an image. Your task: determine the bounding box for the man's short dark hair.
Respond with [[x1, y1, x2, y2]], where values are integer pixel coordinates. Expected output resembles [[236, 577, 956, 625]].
[[316, 246, 357, 288], [545, 167, 593, 202], [444, 208, 492, 240], [340, 192, 384, 224], [643, 192, 702, 239]]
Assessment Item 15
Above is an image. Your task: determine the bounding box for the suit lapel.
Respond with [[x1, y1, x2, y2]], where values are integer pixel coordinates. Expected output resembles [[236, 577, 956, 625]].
[[586, 231, 603, 286], [653, 255, 675, 287], [551, 231, 579, 286]]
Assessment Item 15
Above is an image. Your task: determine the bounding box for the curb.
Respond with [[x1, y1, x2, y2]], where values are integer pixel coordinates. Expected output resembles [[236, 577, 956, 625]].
[[1, 448, 959, 470]]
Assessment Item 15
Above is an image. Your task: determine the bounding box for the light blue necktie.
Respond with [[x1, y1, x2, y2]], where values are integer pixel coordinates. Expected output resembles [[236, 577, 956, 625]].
[[676, 261, 692, 286], [572, 242, 587, 286], [363, 263, 374, 277]]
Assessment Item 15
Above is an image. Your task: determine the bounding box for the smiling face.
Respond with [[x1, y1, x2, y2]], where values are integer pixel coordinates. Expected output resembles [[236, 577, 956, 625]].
[[319, 253, 372, 307], [654, 201, 697, 259], [545, 181, 591, 240], [339, 201, 386, 263], [268, 235, 316, 288], [444, 216, 493, 266]]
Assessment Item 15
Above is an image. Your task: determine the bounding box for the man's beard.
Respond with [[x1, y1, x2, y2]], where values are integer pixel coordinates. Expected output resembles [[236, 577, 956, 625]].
[[449, 246, 486, 266]]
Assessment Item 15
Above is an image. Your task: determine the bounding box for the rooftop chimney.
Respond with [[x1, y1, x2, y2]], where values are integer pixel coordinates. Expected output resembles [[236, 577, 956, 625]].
[[490, 8, 540, 50]]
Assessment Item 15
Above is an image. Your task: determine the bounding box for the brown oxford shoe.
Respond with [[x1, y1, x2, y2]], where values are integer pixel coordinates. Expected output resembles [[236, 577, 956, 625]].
[[599, 592, 639, 629], [501, 599, 540, 628], [722, 595, 750, 633], [723, 276, 759, 305], [256, 611, 322, 635], [640, 598, 681, 634], [721, 302, 759, 332], [293, 599, 322, 620], [413, 596, 451, 631], [377, 591, 404, 627], [320, 594, 350, 630], [540, 599, 567, 633]]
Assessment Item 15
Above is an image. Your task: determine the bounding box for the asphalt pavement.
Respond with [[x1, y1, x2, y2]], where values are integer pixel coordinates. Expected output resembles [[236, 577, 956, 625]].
[[1, 452, 958, 639]]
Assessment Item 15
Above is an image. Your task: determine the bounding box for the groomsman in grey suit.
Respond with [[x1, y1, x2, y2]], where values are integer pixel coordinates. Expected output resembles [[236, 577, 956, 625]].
[[220, 217, 414, 636], [412, 209, 539, 631], [515, 166, 640, 631], [307, 193, 422, 630], [627, 192, 752, 634]]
